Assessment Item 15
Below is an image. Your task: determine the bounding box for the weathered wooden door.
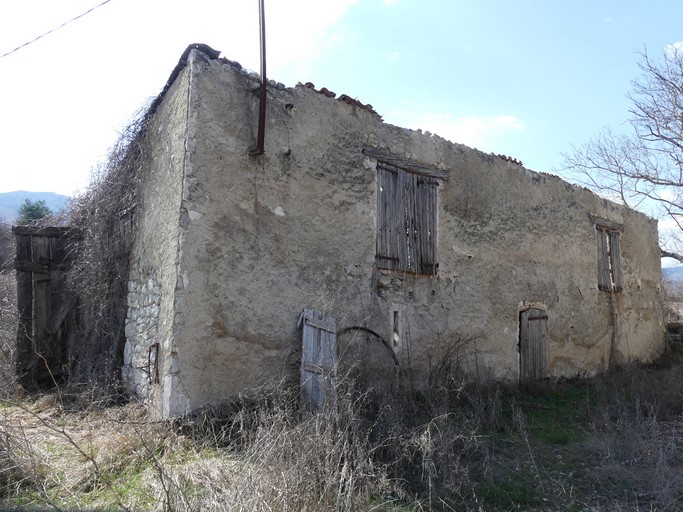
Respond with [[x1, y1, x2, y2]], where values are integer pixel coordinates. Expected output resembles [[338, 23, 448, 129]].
[[299, 309, 337, 412], [13, 226, 80, 390], [519, 308, 549, 382]]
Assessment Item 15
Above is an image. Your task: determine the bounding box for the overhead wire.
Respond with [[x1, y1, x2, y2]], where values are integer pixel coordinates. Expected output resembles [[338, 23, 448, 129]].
[[0, 0, 113, 60]]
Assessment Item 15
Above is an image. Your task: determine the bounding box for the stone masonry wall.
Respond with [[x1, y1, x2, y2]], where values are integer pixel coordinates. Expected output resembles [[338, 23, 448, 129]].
[[121, 60, 190, 417], [123, 269, 161, 398]]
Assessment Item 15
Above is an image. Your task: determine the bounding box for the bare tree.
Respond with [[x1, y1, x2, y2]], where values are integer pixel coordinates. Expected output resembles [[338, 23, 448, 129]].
[[563, 45, 683, 261]]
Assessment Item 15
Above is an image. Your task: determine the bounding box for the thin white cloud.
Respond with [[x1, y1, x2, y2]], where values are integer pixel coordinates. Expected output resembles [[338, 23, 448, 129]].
[[664, 41, 683, 57], [659, 217, 680, 231], [603, 15, 636, 28], [398, 112, 524, 149], [658, 189, 679, 203], [388, 51, 400, 62], [258, 0, 358, 77]]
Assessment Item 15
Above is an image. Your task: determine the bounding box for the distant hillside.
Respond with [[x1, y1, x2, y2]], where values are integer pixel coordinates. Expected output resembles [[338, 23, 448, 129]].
[[663, 266, 683, 283], [0, 191, 70, 223]]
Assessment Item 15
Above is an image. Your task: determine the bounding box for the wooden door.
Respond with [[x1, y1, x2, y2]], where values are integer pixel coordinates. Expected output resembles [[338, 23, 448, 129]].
[[13, 227, 80, 390], [519, 308, 549, 382], [299, 309, 337, 412]]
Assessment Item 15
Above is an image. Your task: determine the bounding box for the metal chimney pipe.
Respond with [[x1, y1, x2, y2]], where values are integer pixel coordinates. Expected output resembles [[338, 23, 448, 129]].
[[256, 0, 267, 155]]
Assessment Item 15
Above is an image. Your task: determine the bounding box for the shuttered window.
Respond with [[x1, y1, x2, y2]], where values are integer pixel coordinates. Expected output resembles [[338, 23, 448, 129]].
[[596, 226, 622, 292], [376, 162, 438, 275]]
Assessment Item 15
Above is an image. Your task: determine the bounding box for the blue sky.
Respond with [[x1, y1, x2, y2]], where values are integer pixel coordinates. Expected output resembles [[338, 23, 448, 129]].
[[1, 0, 682, 199]]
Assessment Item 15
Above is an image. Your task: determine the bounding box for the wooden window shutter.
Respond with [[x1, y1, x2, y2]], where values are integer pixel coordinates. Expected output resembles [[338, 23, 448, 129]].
[[299, 309, 337, 413], [596, 228, 611, 292], [376, 165, 404, 271], [608, 230, 623, 292], [415, 176, 438, 275], [376, 163, 438, 275], [404, 170, 418, 273], [596, 226, 623, 293]]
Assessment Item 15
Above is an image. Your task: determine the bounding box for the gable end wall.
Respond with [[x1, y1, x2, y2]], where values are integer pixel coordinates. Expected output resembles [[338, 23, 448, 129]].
[[123, 60, 191, 418]]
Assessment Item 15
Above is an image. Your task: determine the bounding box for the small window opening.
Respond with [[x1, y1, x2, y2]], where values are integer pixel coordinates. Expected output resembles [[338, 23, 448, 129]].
[[596, 226, 622, 292], [392, 310, 400, 347]]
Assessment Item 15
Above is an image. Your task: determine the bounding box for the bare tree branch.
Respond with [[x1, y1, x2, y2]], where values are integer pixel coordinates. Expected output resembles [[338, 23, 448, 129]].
[[661, 248, 683, 263], [561, 45, 683, 259]]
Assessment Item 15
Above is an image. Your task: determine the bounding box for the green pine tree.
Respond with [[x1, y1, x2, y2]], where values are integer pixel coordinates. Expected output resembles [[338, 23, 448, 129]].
[[16, 199, 52, 225]]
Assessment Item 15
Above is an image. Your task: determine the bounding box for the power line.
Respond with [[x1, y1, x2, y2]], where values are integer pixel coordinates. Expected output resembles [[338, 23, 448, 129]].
[[0, 0, 113, 60]]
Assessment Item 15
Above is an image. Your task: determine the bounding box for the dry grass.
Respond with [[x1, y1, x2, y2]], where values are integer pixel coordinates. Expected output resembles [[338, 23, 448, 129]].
[[0, 386, 405, 511], [1, 357, 683, 510]]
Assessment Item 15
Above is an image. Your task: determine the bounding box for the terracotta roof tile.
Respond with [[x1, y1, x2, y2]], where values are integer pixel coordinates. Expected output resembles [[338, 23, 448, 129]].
[[297, 81, 381, 118], [496, 154, 523, 166]]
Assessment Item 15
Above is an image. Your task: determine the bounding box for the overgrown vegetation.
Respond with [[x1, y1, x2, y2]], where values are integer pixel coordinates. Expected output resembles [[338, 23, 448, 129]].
[[663, 279, 683, 323], [64, 107, 150, 388], [0, 272, 17, 400], [0, 225, 14, 271]]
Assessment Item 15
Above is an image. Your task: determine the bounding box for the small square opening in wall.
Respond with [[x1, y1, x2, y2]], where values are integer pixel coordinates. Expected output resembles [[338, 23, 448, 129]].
[[392, 310, 400, 347]]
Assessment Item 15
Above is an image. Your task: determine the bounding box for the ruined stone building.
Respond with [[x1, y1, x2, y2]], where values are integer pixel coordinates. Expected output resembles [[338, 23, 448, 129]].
[[122, 45, 664, 418]]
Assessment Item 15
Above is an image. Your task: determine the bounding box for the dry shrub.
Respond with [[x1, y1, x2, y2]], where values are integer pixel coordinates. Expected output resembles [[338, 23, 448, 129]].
[[174, 360, 495, 511], [0, 224, 15, 396], [4, 356, 683, 511], [0, 225, 13, 271], [581, 363, 683, 509], [662, 279, 683, 323], [367, 381, 497, 508], [180, 381, 401, 511], [0, 271, 18, 399], [593, 363, 683, 424], [65, 107, 151, 389]]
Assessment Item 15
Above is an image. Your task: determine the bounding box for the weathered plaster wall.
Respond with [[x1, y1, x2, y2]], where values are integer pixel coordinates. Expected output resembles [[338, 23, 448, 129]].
[[122, 64, 189, 417], [133, 50, 664, 417]]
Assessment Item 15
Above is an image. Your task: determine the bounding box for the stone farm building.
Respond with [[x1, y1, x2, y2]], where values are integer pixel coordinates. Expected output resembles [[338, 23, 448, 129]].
[[121, 45, 664, 418]]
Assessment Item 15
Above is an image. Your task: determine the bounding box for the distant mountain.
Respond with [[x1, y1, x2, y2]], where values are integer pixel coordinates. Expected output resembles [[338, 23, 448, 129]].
[[663, 266, 683, 283], [0, 191, 70, 223]]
